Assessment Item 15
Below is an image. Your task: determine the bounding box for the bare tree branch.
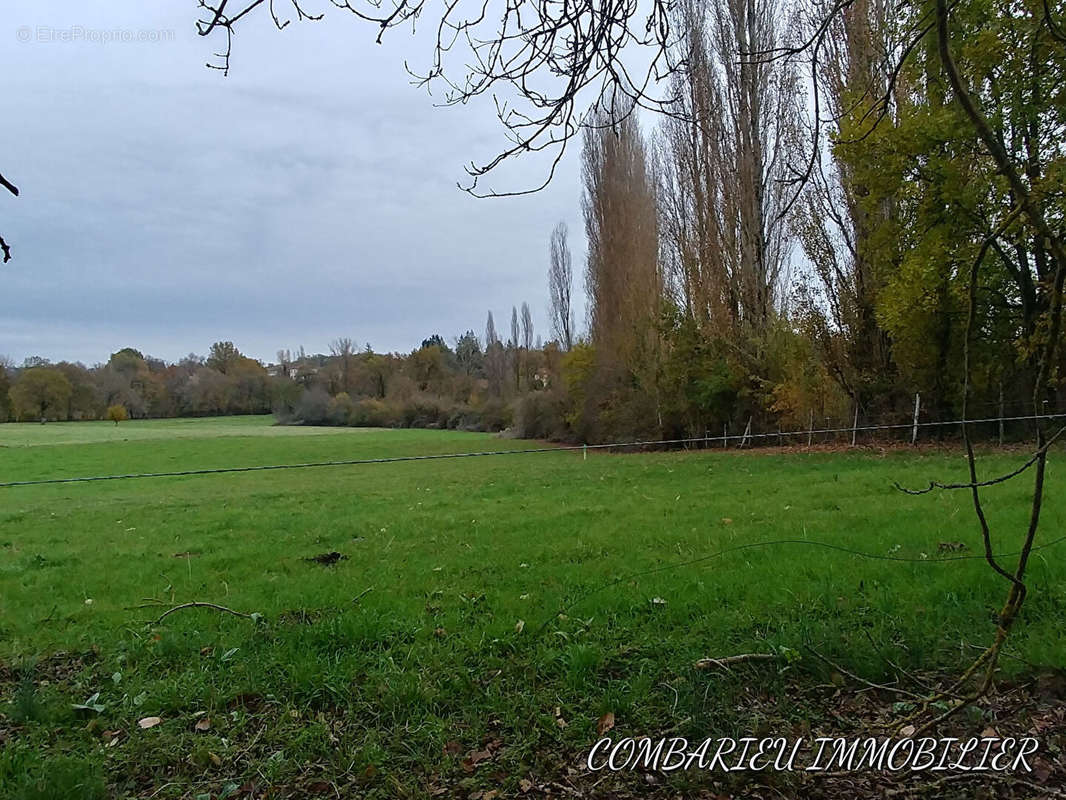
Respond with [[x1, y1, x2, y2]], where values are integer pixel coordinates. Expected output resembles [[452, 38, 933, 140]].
[[0, 170, 18, 263]]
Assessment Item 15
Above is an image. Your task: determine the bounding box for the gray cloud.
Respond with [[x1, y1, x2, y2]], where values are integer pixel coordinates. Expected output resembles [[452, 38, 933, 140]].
[[0, 1, 587, 365]]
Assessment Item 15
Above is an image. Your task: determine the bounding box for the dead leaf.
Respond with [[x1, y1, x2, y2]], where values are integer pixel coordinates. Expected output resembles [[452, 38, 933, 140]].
[[553, 706, 568, 728], [1032, 758, 1051, 784], [363, 764, 378, 779], [980, 726, 997, 738], [721, 518, 733, 524], [137, 716, 162, 729], [460, 749, 493, 772], [483, 791, 498, 800], [899, 724, 915, 737], [194, 716, 211, 732], [519, 778, 534, 793], [434, 627, 447, 638], [597, 711, 615, 735], [209, 752, 222, 767], [515, 619, 525, 634], [101, 728, 123, 748], [444, 740, 462, 756]]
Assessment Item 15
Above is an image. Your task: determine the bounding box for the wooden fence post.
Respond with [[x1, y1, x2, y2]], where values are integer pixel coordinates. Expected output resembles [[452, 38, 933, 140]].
[[998, 384, 1004, 446], [807, 410, 814, 448], [911, 393, 921, 445], [851, 404, 859, 446], [723, 423, 727, 449], [740, 417, 752, 448]]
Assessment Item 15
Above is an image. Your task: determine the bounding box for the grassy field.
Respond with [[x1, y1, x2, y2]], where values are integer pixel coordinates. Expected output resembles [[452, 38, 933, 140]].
[[1, 416, 1064, 798]]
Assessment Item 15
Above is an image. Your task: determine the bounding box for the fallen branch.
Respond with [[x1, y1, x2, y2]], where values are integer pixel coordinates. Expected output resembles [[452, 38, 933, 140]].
[[151, 602, 259, 625], [806, 645, 923, 700], [694, 653, 778, 670], [859, 628, 953, 699], [352, 587, 373, 604]]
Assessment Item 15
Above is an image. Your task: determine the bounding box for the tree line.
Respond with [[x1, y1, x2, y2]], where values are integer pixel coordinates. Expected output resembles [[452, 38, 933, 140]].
[[5, 0, 1063, 442], [547, 0, 1065, 443], [0, 344, 276, 424]]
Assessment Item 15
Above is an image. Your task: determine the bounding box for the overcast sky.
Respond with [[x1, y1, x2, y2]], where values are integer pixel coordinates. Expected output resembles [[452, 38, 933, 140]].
[[0, 1, 587, 366]]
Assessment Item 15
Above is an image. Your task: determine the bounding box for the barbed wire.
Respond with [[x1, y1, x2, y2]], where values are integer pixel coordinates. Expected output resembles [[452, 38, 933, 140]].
[[1, 412, 1063, 489]]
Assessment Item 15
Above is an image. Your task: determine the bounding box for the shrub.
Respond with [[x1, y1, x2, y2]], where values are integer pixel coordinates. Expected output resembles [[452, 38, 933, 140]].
[[400, 394, 453, 429], [294, 386, 331, 425], [271, 379, 303, 424], [327, 392, 355, 426], [514, 392, 570, 440], [350, 398, 400, 428], [447, 404, 484, 431], [476, 398, 513, 432], [106, 404, 129, 425]]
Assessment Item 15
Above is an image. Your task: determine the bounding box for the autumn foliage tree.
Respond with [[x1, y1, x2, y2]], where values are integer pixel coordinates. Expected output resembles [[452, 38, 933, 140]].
[[9, 367, 72, 422]]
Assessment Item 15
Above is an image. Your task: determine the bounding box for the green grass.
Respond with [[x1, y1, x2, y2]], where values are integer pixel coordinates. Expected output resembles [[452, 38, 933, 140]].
[[1, 417, 1063, 798]]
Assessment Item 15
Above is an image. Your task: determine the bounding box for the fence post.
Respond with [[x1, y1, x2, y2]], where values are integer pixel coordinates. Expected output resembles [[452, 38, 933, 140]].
[[741, 417, 752, 448], [852, 404, 859, 446], [583, 443, 587, 462], [911, 393, 921, 445], [723, 423, 727, 449], [807, 410, 814, 448], [998, 384, 1004, 446]]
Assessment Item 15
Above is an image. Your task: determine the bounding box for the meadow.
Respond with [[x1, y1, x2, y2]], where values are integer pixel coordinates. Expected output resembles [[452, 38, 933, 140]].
[[1, 417, 1064, 798]]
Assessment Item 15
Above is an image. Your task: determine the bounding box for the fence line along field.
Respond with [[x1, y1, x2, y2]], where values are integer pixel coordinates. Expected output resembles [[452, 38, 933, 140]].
[[1, 416, 1064, 798]]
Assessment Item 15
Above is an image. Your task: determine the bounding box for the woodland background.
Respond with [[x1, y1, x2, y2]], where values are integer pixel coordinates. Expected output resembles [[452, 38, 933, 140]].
[[4, 0, 1063, 444]]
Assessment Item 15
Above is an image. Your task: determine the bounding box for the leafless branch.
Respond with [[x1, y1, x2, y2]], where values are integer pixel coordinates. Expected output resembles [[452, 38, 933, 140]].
[[694, 652, 779, 669], [0, 172, 18, 198], [806, 644, 924, 699], [893, 423, 1066, 495], [150, 601, 259, 625], [195, 0, 689, 194], [0, 171, 18, 263]]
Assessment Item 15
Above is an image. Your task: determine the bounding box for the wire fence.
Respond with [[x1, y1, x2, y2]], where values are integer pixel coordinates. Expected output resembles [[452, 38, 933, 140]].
[[1, 404, 1064, 489], [709, 411, 1066, 448]]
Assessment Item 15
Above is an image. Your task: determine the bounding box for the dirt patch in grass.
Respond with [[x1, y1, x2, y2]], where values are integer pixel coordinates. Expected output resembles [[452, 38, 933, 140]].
[[0, 648, 99, 688], [304, 551, 347, 566]]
